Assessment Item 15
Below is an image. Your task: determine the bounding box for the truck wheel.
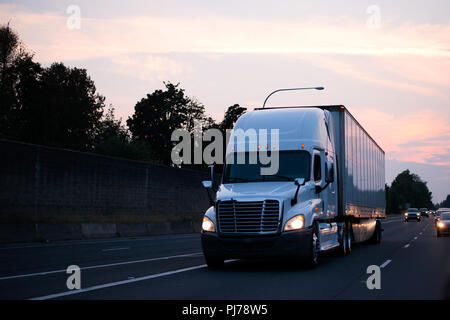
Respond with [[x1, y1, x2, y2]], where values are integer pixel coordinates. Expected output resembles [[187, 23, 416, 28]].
[[204, 255, 224, 269], [346, 222, 352, 254], [338, 221, 352, 256], [370, 220, 382, 244], [303, 224, 320, 268]]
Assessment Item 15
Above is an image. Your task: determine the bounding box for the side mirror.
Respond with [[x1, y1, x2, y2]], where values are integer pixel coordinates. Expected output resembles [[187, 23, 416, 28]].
[[208, 164, 218, 192], [292, 178, 306, 206], [202, 180, 214, 206], [325, 161, 334, 183], [202, 181, 212, 189]]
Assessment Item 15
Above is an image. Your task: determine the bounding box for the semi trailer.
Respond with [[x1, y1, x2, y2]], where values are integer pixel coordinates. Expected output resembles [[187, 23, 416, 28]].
[[201, 105, 385, 268]]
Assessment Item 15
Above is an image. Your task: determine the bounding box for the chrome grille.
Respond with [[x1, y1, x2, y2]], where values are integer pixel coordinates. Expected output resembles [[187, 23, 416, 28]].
[[217, 200, 280, 234]]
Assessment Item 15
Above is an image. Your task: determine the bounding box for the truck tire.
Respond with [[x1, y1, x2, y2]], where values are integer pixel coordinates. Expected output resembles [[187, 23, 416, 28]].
[[338, 221, 352, 256], [346, 221, 352, 253], [370, 220, 382, 244], [303, 223, 320, 269], [204, 255, 224, 269]]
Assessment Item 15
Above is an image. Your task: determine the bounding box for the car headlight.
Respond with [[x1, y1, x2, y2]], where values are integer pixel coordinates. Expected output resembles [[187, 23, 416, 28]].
[[404, 213, 408, 216], [437, 222, 445, 228], [202, 216, 215, 232], [284, 215, 305, 231]]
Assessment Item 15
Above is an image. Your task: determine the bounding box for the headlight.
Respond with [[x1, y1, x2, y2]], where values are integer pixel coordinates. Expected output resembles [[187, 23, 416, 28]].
[[202, 216, 215, 232], [437, 222, 445, 228], [404, 213, 408, 216], [284, 215, 305, 231]]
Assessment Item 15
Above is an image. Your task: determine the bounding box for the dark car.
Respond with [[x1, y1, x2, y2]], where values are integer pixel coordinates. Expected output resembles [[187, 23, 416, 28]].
[[419, 208, 429, 217], [405, 208, 421, 222], [436, 212, 450, 237]]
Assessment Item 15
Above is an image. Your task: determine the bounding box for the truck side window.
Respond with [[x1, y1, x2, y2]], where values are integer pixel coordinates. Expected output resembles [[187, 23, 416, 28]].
[[314, 154, 321, 182]]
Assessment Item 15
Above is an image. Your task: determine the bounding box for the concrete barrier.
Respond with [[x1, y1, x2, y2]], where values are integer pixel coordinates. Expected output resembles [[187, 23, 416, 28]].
[[81, 223, 118, 239], [0, 221, 202, 244], [117, 223, 148, 237], [37, 223, 82, 241], [146, 222, 172, 236], [0, 224, 36, 243]]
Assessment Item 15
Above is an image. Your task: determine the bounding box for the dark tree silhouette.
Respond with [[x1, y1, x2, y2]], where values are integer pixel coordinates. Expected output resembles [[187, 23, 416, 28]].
[[219, 104, 247, 132], [127, 82, 208, 164], [386, 170, 434, 213], [439, 195, 450, 208], [19, 63, 105, 150], [1, 24, 105, 151], [94, 106, 151, 160], [0, 23, 40, 139]]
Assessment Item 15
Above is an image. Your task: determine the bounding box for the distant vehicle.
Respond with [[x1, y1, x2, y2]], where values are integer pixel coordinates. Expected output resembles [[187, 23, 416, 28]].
[[405, 208, 421, 222], [436, 212, 450, 237], [435, 208, 450, 225], [419, 208, 429, 217]]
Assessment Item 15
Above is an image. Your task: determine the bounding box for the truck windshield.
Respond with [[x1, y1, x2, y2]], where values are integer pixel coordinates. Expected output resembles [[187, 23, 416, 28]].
[[223, 151, 310, 183]]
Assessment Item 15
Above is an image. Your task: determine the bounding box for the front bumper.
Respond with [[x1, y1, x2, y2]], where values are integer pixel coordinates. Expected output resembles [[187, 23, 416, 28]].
[[201, 228, 312, 259]]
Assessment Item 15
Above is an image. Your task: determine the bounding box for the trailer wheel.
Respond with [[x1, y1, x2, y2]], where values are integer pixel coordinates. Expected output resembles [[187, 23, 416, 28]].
[[370, 220, 382, 244]]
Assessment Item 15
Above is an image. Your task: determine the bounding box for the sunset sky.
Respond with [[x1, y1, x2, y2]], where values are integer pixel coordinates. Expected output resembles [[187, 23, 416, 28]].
[[1, 0, 449, 202]]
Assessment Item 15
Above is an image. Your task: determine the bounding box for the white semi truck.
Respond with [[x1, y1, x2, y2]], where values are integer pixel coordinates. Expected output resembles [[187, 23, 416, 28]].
[[201, 105, 385, 268]]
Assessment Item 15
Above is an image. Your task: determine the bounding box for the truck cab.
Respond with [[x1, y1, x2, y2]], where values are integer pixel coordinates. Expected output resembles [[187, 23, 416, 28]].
[[201, 107, 343, 268], [200, 105, 384, 268]]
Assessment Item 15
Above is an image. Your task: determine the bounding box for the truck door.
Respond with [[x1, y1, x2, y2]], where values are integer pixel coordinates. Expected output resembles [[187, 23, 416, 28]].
[[313, 149, 337, 219], [325, 152, 337, 217], [313, 150, 326, 216]]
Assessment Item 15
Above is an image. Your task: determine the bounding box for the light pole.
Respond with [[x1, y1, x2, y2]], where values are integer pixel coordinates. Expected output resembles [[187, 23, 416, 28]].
[[262, 86, 325, 108]]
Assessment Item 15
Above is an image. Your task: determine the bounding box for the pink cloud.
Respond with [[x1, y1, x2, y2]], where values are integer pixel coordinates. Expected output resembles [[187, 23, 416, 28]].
[[352, 108, 450, 166], [2, 3, 450, 63]]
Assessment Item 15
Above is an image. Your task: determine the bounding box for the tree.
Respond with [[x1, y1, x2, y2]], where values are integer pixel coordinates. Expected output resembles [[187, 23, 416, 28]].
[[0, 23, 40, 139], [386, 170, 434, 213], [0, 22, 21, 84], [94, 106, 151, 160], [219, 104, 247, 132], [96, 105, 129, 142], [439, 195, 450, 208], [0, 25, 105, 151], [127, 82, 209, 164], [19, 63, 105, 150]]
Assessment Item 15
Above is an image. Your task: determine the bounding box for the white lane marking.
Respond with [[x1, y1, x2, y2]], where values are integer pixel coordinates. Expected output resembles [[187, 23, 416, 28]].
[[102, 247, 130, 252], [30, 259, 236, 300], [0, 252, 202, 281], [380, 260, 392, 268], [414, 237, 418, 240], [30, 264, 208, 300], [420, 232, 423, 235], [404, 244, 410, 248]]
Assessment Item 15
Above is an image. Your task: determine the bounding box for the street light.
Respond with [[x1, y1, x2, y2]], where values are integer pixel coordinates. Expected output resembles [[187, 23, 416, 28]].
[[262, 86, 325, 108]]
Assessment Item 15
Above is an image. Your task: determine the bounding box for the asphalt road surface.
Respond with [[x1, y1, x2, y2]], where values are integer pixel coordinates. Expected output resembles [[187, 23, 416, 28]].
[[0, 216, 449, 300]]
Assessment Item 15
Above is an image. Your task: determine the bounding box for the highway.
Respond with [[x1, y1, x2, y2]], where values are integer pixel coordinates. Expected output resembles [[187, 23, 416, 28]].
[[0, 215, 449, 300]]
